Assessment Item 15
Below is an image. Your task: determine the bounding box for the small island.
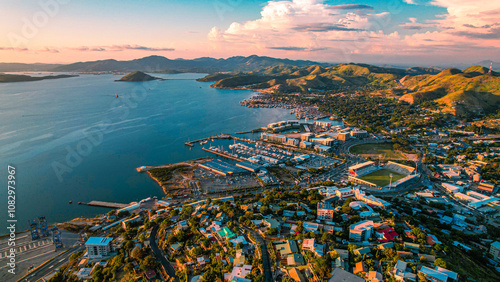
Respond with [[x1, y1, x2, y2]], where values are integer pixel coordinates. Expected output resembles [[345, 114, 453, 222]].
[[0, 73, 77, 83], [116, 71, 163, 82]]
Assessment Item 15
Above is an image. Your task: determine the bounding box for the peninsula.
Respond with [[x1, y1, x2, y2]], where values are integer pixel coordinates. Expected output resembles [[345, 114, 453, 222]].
[[0, 73, 77, 83]]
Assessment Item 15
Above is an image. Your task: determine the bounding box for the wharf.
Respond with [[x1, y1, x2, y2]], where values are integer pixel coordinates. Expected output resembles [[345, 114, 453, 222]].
[[202, 147, 243, 161], [84, 201, 129, 209], [184, 134, 233, 147]]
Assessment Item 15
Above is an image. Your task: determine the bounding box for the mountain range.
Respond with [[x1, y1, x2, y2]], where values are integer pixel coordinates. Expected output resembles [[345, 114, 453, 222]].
[[199, 63, 441, 92], [0, 55, 326, 73]]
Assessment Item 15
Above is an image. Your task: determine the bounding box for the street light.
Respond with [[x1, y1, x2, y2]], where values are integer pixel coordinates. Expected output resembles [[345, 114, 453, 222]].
[[389, 173, 393, 190]]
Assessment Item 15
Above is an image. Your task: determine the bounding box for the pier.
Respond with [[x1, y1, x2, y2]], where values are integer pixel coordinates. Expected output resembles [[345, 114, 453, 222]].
[[184, 134, 233, 147], [85, 201, 129, 209], [202, 147, 243, 161]]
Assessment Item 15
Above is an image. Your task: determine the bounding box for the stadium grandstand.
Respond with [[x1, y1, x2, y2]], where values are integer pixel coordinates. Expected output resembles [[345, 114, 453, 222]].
[[348, 161, 419, 190]]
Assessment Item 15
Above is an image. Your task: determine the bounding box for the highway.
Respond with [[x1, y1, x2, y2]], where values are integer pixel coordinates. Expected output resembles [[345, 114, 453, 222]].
[[149, 225, 178, 282], [22, 245, 84, 282]]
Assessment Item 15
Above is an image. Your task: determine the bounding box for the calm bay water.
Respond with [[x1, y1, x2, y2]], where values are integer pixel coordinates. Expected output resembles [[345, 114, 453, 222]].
[[0, 73, 294, 232]]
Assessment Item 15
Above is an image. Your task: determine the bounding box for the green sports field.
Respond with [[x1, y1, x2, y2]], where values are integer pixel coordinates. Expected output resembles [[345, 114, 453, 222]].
[[350, 143, 406, 160], [358, 168, 406, 187]]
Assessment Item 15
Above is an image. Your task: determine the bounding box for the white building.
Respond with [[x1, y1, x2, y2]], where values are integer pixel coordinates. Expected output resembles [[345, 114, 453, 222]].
[[85, 237, 113, 259], [349, 220, 374, 241]]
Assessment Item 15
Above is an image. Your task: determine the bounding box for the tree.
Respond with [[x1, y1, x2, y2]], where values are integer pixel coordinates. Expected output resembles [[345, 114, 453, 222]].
[[434, 258, 447, 268]]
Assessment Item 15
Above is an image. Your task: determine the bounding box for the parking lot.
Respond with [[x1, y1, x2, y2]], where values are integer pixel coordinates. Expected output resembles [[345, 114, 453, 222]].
[[199, 174, 262, 193], [298, 154, 342, 169]]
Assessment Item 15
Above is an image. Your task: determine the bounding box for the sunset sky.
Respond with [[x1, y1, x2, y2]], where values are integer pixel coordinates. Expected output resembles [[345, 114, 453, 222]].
[[1, 0, 499, 66]]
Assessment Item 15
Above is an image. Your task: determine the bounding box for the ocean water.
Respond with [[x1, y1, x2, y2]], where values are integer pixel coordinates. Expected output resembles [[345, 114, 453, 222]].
[[0, 73, 295, 232]]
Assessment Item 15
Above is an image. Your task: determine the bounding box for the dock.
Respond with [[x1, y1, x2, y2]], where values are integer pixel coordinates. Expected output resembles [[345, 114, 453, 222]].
[[184, 134, 233, 147], [85, 201, 129, 209], [202, 147, 243, 161]]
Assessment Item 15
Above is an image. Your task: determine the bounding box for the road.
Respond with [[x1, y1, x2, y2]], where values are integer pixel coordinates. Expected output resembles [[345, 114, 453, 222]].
[[22, 245, 84, 282], [149, 225, 178, 282], [238, 223, 273, 282]]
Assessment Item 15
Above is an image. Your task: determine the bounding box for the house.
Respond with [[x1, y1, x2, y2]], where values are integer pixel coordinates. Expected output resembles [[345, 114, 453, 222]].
[[354, 261, 367, 274], [289, 267, 307, 282], [378, 242, 394, 250], [226, 265, 252, 281], [144, 270, 157, 281], [393, 260, 416, 281], [353, 247, 371, 256], [404, 242, 420, 253], [368, 271, 383, 282], [177, 220, 189, 230], [376, 228, 399, 243], [329, 268, 365, 282], [263, 218, 281, 232], [276, 239, 299, 257], [302, 222, 320, 233], [287, 253, 305, 266], [218, 226, 236, 239]]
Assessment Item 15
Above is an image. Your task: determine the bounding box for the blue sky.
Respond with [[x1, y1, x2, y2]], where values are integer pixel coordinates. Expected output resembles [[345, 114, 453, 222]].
[[0, 0, 498, 65]]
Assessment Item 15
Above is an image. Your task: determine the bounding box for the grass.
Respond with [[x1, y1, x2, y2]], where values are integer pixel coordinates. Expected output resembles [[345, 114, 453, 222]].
[[358, 168, 406, 187], [350, 143, 406, 159]]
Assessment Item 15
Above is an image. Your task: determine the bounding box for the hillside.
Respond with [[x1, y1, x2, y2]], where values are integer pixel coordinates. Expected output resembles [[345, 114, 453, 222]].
[[117, 71, 161, 82], [0, 73, 77, 83], [201, 63, 434, 92], [399, 66, 500, 115], [49, 55, 326, 73]]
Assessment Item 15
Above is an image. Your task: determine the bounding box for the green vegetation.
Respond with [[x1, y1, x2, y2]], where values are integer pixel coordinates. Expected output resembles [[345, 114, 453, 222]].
[[350, 143, 406, 159], [148, 165, 189, 185], [117, 71, 160, 82], [205, 63, 428, 92], [400, 67, 500, 115], [0, 73, 76, 83], [358, 169, 406, 187]]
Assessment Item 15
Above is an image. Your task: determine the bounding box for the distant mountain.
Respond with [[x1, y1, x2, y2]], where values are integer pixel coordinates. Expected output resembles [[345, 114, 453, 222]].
[[117, 71, 161, 82], [0, 73, 76, 83], [49, 55, 327, 73], [400, 66, 500, 115], [200, 63, 439, 92], [0, 63, 62, 72], [476, 60, 500, 71]]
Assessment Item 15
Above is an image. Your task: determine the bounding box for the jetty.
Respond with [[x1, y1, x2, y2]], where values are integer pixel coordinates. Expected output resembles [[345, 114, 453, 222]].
[[85, 201, 129, 209], [184, 134, 232, 147]]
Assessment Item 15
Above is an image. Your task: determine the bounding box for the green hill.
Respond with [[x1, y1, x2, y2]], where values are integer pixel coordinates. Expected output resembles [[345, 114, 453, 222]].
[[202, 63, 410, 92], [399, 66, 500, 114], [117, 71, 161, 82]]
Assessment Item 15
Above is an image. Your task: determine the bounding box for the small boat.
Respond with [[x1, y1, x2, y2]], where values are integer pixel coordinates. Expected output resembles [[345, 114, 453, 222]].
[[115, 94, 119, 98], [68, 201, 72, 204]]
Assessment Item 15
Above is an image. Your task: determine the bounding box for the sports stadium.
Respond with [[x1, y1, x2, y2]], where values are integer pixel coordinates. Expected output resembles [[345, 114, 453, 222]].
[[348, 161, 420, 190]]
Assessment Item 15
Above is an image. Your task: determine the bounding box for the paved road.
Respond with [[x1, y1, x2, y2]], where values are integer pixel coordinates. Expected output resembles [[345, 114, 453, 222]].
[[238, 224, 273, 282], [22, 245, 84, 282], [149, 225, 178, 282]]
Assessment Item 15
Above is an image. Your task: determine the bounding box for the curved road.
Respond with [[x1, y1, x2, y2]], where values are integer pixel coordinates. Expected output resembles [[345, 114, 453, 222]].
[[149, 225, 178, 282]]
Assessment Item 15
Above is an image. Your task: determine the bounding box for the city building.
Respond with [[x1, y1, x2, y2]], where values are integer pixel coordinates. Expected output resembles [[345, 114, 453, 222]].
[[349, 220, 374, 241], [85, 237, 113, 259], [490, 241, 500, 260]]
